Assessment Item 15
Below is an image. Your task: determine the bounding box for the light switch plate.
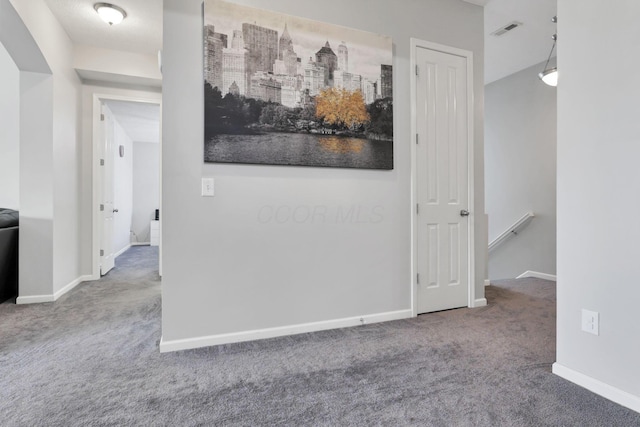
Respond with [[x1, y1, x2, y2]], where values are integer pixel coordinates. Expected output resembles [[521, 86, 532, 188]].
[[202, 177, 214, 197]]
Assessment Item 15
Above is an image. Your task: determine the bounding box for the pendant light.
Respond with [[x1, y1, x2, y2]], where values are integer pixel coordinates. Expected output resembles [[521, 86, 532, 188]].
[[538, 16, 558, 87]]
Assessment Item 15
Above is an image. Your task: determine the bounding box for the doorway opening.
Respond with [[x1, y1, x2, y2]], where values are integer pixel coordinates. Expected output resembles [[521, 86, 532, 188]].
[[93, 95, 161, 278]]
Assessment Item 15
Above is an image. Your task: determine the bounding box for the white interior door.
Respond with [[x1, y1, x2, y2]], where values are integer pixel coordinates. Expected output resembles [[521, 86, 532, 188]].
[[101, 105, 116, 275], [416, 46, 470, 314]]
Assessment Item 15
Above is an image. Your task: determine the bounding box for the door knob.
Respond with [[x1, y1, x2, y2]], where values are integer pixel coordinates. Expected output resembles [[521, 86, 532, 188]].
[[113, 209, 119, 213], [460, 209, 470, 217]]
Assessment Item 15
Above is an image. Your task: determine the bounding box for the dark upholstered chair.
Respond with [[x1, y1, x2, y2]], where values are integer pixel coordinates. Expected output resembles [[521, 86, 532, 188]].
[[0, 209, 19, 303]]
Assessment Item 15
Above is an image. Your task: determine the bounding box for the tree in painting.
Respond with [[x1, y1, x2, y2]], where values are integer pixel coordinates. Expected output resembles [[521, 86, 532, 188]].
[[315, 88, 370, 131]]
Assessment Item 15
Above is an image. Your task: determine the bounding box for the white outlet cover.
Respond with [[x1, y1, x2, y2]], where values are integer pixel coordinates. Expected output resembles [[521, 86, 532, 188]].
[[581, 309, 599, 336]]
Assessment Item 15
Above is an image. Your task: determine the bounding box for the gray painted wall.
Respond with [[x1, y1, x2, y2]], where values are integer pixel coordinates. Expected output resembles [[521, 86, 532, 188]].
[[162, 0, 485, 345], [9, 0, 83, 297], [485, 61, 557, 279], [109, 108, 134, 255], [19, 71, 54, 297], [2, 0, 84, 300], [556, 0, 640, 404], [132, 142, 160, 243], [0, 41, 20, 210]]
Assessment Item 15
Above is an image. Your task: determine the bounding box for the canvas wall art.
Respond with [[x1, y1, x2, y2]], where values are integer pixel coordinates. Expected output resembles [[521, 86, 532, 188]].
[[203, 0, 394, 169]]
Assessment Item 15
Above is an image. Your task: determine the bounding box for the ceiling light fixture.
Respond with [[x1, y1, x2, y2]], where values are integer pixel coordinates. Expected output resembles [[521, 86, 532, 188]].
[[539, 66, 557, 86], [94, 3, 127, 26], [538, 16, 558, 87]]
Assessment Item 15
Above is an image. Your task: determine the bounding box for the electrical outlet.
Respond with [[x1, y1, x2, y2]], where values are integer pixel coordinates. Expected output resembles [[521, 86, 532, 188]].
[[202, 177, 215, 197], [581, 309, 599, 335]]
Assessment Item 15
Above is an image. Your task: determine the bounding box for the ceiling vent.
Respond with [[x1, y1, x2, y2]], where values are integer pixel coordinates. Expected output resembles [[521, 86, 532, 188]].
[[491, 21, 523, 37]]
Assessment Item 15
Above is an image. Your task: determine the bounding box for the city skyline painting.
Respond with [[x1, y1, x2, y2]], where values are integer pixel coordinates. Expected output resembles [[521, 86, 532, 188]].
[[204, 0, 394, 170]]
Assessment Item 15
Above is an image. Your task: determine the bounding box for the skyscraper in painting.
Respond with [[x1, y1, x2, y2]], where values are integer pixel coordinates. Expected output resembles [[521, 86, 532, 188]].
[[204, 25, 228, 90], [242, 23, 278, 77], [337, 41, 348, 72], [278, 24, 298, 76], [315, 41, 338, 87], [304, 57, 324, 96], [381, 64, 392, 99], [222, 30, 248, 96], [249, 73, 282, 103]]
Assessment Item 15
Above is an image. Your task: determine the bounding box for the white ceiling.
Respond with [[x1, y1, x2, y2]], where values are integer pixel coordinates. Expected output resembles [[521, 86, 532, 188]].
[[43, 0, 162, 55], [30, 1, 552, 163], [104, 100, 160, 144], [43, 0, 555, 86], [483, 0, 557, 84], [41, 2, 162, 143]]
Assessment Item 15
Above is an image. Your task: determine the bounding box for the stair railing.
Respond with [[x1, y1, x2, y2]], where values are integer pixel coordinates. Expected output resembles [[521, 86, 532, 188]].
[[488, 212, 535, 252]]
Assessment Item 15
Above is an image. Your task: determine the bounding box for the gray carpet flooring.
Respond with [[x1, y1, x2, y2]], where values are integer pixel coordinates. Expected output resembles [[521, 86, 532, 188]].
[[1, 246, 639, 426]]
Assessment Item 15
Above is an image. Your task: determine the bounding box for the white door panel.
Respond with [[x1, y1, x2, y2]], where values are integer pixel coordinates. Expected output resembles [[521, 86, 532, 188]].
[[416, 47, 469, 314], [101, 106, 115, 275]]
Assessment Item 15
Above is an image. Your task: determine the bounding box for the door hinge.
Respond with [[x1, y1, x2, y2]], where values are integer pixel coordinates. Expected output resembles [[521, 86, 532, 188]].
[[415, 64, 419, 76], [101, 113, 105, 121], [100, 159, 104, 166], [415, 134, 419, 144], [100, 204, 104, 211], [417, 273, 420, 284], [100, 249, 104, 256], [416, 204, 420, 214]]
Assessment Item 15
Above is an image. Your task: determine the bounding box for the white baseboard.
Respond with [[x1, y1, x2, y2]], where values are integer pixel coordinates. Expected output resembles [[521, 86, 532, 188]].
[[484, 279, 491, 287], [553, 363, 640, 414], [16, 294, 54, 304], [159, 309, 413, 353], [115, 244, 131, 258], [517, 270, 557, 281], [17, 274, 92, 305], [54, 275, 91, 300], [131, 242, 150, 246], [472, 298, 487, 308]]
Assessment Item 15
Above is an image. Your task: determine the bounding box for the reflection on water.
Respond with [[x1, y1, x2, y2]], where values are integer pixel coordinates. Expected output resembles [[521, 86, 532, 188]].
[[319, 137, 365, 154], [205, 132, 393, 170]]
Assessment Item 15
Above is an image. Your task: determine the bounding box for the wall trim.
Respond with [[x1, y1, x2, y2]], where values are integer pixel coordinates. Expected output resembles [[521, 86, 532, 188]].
[[114, 244, 131, 258], [54, 275, 92, 300], [553, 363, 640, 414], [159, 309, 413, 353], [17, 274, 92, 304], [484, 279, 491, 287], [517, 270, 557, 281], [131, 242, 150, 246], [16, 294, 54, 304], [472, 298, 487, 307]]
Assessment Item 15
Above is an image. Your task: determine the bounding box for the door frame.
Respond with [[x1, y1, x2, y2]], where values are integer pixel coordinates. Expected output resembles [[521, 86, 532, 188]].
[[409, 38, 477, 316], [91, 93, 163, 280]]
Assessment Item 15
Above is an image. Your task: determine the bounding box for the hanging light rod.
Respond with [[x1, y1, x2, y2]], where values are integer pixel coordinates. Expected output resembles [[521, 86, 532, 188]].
[[538, 16, 558, 86], [94, 3, 127, 26]]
